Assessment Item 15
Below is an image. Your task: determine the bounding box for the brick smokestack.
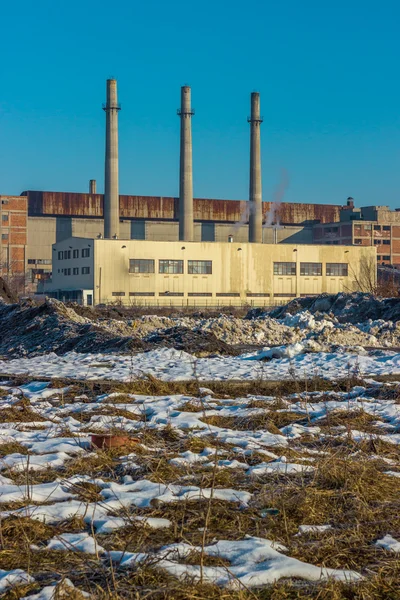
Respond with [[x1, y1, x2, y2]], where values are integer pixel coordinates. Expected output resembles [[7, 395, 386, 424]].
[[103, 79, 120, 239], [178, 86, 194, 241], [248, 92, 263, 243]]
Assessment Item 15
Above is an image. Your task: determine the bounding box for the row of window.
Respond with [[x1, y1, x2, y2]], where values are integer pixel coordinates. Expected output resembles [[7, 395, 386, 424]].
[[354, 238, 391, 246], [273, 262, 349, 277], [129, 259, 213, 274], [378, 255, 391, 261], [58, 248, 90, 260], [111, 291, 329, 298], [61, 267, 90, 276], [28, 259, 52, 265]]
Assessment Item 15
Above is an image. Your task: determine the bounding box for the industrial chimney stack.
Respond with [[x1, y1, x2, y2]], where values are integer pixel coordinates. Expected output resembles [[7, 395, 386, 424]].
[[89, 179, 96, 194], [178, 86, 194, 241], [248, 92, 263, 243], [103, 79, 120, 239]]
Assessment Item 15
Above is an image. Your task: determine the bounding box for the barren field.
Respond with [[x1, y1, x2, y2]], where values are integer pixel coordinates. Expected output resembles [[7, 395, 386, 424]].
[[0, 293, 400, 598]]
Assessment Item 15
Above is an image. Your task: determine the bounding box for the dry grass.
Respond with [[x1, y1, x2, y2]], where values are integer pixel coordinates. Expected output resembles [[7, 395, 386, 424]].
[[2, 373, 400, 598], [0, 441, 28, 457], [0, 402, 47, 424]]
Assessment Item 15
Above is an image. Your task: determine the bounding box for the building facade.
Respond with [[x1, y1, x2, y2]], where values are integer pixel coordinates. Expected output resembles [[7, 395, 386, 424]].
[[45, 238, 376, 307], [0, 195, 27, 278], [313, 204, 400, 266]]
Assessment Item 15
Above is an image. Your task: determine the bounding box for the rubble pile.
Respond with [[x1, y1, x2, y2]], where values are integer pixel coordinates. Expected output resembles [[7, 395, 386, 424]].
[[1, 292, 400, 359], [264, 292, 400, 324], [144, 326, 240, 356], [0, 299, 144, 358], [193, 315, 301, 346]]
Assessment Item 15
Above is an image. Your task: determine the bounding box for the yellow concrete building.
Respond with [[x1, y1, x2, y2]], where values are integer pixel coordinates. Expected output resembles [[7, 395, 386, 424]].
[[45, 237, 376, 307]]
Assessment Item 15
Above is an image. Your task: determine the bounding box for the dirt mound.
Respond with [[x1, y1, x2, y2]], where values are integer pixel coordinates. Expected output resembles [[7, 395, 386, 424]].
[[0, 277, 18, 304], [144, 326, 239, 356], [0, 299, 145, 358], [251, 293, 400, 324]]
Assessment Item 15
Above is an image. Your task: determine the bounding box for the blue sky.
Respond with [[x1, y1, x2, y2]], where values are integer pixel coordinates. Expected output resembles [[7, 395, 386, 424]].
[[2, 0, 400, 207]]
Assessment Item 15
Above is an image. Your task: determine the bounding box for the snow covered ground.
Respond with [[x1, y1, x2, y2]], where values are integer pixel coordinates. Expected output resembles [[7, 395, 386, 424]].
[[0, 371, 399, 597], [1, 345, 400, 383]]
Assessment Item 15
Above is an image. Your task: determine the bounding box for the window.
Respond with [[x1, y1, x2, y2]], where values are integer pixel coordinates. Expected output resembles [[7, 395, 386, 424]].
[[1, 200, 9, 205], [159, 260, 184, 274], [2, 213, 8, 221], [129, 259, 155, 273], [246, 293, 270, 297], [112, 292, 125, 297], [383, 226, 391, 231], [188, 260, 212, 274], [354, 225, 361, 231], [159, 292, 184, 296], [1, 234, 8, 240], [73, 267, 79, 275], [383, 255, 391, 260], [354, 239, 362, 245], [129, 292, 155, 297], [82, 248, 90, 258], [73, 249, 79, 258], [383, 240, 390, 245], [188, 292, 213, 297], [216, 292, 240, 297], [64, 268, 71, 276], [131, 221, 146, 240], [300, 262, 322, 276], [274, 293, 296, 297], [326, 263, 348, 276], [28, 259, 36, 265], [273, 262, 296, 276], [364, 224, 372, 230], [58, 251, 63, 260], [81, 267, 90, 275], [374, 240, 380, 245], [374, 225, 381, 231], [332, 226, 339, 232], [64, 250, 71, 259], [332, 241, 339, 245], [37, 259, 52, 265]]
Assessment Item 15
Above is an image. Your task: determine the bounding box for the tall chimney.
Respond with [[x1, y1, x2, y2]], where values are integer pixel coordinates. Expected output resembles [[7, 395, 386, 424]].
[[103, 79, 120, 239], [178, 86, 194, 241], [248, 92, 263, 243], [89, 179, 96, 194]]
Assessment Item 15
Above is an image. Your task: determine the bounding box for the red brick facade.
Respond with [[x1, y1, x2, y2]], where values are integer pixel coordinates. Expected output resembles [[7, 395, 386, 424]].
[[0, 196, 27, 276]]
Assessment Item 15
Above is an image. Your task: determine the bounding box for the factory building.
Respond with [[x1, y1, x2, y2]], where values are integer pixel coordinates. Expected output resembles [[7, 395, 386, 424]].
[[25, 190, 337, 284], [3, 77, 389, 303], [45, 237, 375, 306], [313, 200, 400, 266], [0, 195, 27, 278], [23, 80, 348, 288]]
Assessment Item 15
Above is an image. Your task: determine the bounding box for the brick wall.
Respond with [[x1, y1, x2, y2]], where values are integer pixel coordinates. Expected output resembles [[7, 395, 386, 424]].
[[0, 195, 27, 276]]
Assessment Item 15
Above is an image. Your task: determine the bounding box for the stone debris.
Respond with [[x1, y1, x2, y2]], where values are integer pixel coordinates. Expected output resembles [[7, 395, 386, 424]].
[[1, 293, 400, 359]]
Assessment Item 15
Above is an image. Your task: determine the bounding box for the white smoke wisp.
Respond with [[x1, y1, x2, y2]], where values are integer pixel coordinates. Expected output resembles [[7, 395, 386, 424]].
[[234, 202, 250, 232], [263, 168, 290, 229]]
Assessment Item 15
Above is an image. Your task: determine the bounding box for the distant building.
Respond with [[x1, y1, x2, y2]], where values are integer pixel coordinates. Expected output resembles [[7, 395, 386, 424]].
[[313, 201, 400, 266], [0, 195, 27, 279], [43, 237, 376, 307]]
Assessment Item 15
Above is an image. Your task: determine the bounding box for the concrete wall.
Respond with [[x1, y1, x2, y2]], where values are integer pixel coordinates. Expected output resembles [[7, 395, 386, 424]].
[[50, 237, 94, 293], [48, 239, 376, 307], [27, 217, 313, 272]]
